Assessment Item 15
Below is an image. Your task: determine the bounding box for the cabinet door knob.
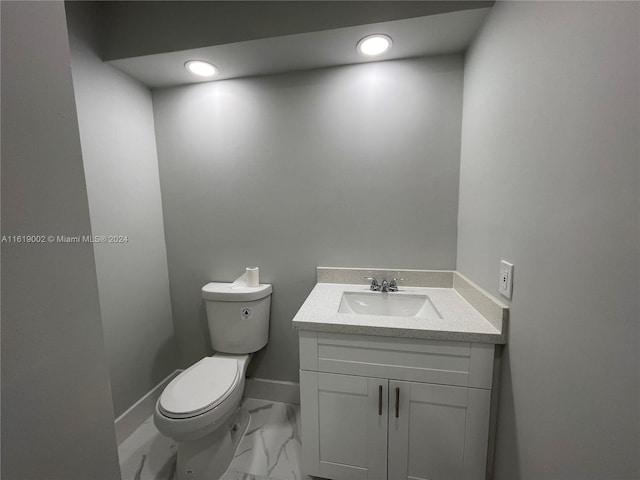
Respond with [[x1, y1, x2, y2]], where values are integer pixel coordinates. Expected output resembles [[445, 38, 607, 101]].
[[378, 385, 383, 416], [395, 387, 400, 418]]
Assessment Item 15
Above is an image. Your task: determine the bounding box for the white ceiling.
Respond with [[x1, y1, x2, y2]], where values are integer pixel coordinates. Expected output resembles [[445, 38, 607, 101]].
[[109, 8, 491, 89]]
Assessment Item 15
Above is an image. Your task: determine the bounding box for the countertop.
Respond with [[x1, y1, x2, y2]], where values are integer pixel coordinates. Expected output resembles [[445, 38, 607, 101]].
[[292, 270, 508, 344]]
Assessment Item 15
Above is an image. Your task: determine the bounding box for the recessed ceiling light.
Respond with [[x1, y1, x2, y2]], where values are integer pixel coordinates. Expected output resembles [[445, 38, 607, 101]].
[[357, 34, 392, 57], [185, 60, 218, 77]]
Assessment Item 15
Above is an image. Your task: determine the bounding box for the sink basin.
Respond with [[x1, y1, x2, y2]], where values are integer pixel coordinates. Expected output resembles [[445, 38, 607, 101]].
[[338, 292, 442, 319]]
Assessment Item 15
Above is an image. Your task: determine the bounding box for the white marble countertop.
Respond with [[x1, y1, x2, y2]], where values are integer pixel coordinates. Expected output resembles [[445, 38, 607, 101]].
[[292, 282, 506, 344]]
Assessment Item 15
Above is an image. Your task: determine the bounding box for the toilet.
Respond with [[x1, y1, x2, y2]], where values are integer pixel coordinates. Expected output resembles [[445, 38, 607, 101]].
[[154, 282, 272, 480]]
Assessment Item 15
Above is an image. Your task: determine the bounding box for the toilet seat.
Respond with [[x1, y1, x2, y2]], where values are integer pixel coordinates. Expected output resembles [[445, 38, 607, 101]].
[[159, 356, 241, 419]]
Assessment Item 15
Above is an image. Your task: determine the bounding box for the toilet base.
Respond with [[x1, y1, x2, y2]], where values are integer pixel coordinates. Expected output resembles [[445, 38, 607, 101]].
[[176, 407, 250, 480]]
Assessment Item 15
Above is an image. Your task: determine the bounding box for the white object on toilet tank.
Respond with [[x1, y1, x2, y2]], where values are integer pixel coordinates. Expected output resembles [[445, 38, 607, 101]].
[[245, 267, 259, 287], [230, 267, 260, 289], [202, 282, 272, 354]]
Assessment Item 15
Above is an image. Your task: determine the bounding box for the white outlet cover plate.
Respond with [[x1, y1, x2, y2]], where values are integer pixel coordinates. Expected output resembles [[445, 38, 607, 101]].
[[499, 260, 514, 299]]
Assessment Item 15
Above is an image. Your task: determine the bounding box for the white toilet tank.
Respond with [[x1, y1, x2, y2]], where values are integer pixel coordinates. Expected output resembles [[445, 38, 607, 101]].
[[201, 282, 272, 354]]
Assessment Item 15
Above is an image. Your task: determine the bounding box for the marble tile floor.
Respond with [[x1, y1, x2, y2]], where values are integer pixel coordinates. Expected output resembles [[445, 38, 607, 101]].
[[118, 398, 311, 480]]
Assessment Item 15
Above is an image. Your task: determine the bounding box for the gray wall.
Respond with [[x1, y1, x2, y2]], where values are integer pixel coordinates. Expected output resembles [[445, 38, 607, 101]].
[[66, 2, 177, 417], [153, 55, 464, 380], [0, 2, 121, 479], [457, 2, 640, 479]]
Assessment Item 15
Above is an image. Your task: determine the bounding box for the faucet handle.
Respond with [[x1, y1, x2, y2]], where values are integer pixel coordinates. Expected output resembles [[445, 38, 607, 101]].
[[366, 277, 379, 291], [389, 278, 403, 292]]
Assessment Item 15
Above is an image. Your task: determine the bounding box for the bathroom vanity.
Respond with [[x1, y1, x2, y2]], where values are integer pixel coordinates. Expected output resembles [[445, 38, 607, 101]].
[[292, 268, 508, 480]]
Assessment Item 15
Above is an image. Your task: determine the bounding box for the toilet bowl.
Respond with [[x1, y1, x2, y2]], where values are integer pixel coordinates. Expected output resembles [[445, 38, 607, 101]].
[[154, 282, 272, 480], [154, 354, 250, 479], [155, 354, 249, 442]]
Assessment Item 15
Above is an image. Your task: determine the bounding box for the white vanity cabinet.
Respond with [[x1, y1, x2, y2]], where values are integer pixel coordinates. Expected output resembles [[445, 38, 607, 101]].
[[299, 331, 497, 480]]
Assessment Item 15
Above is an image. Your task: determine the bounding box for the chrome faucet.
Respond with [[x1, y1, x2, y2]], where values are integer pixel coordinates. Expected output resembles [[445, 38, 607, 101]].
[[367, 277, 402, 292]]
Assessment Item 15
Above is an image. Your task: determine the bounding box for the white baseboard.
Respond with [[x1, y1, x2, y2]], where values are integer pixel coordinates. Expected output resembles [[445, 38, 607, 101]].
[[244, 377, 300, 405], [114, 370, 181, 445]]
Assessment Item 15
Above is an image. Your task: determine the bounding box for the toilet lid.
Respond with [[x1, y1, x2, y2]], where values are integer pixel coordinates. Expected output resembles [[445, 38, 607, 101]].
[[159, 357, 240, 418]]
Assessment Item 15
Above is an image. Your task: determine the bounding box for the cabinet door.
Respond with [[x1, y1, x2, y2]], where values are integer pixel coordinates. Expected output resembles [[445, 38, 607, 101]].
[[388, 381, 491, 480], [300, 371, 388, 480]]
